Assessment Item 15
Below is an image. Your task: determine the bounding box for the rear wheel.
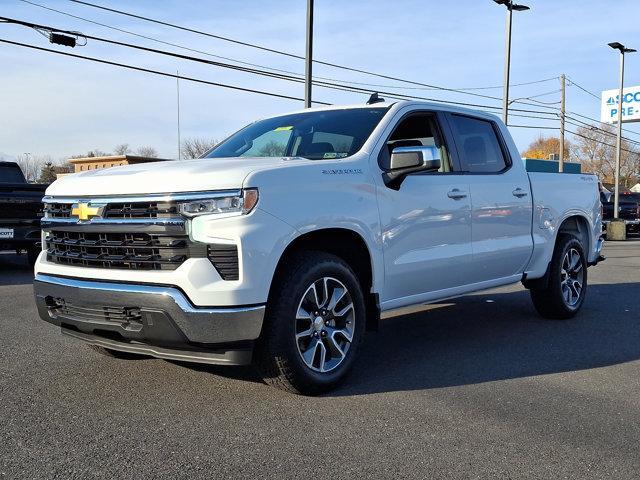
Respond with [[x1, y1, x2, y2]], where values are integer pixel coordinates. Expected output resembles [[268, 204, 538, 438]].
[[255, 252, 365, 395], [530, 234, 587, 319]]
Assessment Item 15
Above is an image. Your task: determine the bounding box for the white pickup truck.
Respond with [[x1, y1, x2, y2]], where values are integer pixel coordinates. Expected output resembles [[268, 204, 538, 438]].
[[34, 100, 604, 394]]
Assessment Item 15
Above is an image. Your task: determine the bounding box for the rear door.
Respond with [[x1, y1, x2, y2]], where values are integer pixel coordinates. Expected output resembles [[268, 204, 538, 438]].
[[446, 113, 533, 283], [376, 111, 473, 306]]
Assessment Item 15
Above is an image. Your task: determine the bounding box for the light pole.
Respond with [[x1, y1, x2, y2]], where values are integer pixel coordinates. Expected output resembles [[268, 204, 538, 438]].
[[608, 42, 636, 219], [304, 0, 314, 108], [494, 0, 530, 126]]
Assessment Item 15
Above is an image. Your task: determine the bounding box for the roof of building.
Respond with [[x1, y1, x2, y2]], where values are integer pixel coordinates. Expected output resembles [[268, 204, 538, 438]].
[[68, 155, 171, 164]]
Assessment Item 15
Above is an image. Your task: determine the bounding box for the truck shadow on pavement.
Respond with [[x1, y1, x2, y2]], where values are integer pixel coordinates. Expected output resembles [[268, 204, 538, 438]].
[[181, 282, 640, 396], [332, 282, 640, 396], [0, 253, 34, 286]]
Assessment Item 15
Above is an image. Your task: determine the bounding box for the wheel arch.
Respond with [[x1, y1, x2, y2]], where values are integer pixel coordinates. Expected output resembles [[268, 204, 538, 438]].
[[524, 213, 591, 290], [268, 228, 380, 331]]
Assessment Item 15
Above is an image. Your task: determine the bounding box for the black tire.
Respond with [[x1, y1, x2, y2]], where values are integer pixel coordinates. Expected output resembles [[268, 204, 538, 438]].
[[26, 245, 40, 267], [255, 251, 366, 395], [88, 344, 147, 360], [530, 234, 587, 319]]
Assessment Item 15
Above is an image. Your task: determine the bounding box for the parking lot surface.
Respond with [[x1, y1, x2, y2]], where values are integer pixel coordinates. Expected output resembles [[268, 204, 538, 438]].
[[1, 240, 639, 479]]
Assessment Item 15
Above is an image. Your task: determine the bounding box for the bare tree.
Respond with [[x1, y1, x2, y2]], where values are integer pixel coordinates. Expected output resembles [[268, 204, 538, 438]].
[[114, 143, 131, 155], [14, 154, 56, 182], [69, 149, 110, 159], [14, 154, 40, 182], [574, 124, 640, 187], [136, 146, 158, 158], [258, 140, 286, 157], [180, 137, 218, 159]]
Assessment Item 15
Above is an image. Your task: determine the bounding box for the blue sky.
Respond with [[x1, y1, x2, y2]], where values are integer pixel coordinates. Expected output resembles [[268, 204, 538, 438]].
[[1, 0, 639, 160]]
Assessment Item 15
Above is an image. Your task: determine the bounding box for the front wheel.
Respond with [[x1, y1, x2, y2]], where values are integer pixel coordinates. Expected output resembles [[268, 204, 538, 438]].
[[255, 252, 365, 395], [530, 234, 587, 319]]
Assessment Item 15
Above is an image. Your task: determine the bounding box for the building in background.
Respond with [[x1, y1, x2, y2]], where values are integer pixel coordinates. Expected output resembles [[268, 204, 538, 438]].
[[55, 155, 170, 179], [69, 155, 169, 173]]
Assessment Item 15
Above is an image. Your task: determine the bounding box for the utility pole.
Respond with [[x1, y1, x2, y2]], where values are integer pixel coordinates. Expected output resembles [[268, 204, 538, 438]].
[[176, 70, 181, 160], [494, 0, 530, 126], [559, 74, 565, 172], [304, 0, 314, 108], [608, 42, 636, 220], [502, 7, 512, 125]]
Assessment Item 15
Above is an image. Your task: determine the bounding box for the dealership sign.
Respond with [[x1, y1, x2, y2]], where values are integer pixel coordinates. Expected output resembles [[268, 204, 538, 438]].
[[601, 85, 640, 123]]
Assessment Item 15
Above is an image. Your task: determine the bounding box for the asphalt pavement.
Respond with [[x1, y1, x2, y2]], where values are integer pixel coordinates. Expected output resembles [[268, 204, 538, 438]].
[[1, 240, 639, 479]]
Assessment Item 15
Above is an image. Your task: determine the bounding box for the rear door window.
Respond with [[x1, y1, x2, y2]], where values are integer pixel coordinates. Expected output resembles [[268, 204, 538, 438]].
[[448, 114, 508, 173]]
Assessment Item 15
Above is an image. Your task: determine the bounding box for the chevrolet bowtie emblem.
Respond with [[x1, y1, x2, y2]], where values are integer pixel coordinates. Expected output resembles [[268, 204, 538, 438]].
[[70, 202, 105, 222]]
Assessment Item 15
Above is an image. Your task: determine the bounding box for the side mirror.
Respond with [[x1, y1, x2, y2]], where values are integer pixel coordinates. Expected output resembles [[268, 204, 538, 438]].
[[384, 146, 442, 189]]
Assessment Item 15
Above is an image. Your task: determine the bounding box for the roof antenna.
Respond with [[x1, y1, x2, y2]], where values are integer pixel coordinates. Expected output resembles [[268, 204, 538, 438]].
[[366, 92, 385, 104]]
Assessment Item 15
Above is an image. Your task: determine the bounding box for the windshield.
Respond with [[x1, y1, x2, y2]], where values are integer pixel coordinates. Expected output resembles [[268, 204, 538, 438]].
[[0, 164, 26, 183], [206, 107, 389, 160]]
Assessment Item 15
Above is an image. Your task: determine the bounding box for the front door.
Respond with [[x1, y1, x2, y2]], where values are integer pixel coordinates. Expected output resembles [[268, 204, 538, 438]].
[[376, 112, 473, 309]]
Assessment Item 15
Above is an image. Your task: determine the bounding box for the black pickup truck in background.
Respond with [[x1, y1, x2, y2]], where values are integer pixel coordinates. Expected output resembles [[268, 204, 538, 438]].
[[601, 191, 640, 236], [0, 161, 48, 265]]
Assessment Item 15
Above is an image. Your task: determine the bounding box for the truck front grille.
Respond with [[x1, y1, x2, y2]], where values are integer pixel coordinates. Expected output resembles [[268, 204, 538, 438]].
[[44, 201, 178, 219], [45, 230, 201, 270]]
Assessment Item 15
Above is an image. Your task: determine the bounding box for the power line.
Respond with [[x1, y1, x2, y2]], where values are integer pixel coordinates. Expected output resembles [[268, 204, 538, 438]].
[[566, 76, 600, 100], [437, 76, 560, 91], [20, 0, 311, 80], [566, 128, 638, 156], [9, 36, 631, 156], [65, 0, 547, 105], [509, 125, 558, 130], [26, 0, 611, 129], [6, 10, 637, 159], [0, 37, 331, 104], [21, 0, 561, 95], [21, 0, 567, 116], [565, 119, 640, 149], [566, 110, 640, 138], [2, 15, 570, 121], [23, 0, 471, 92], [565, 115, 640, 146]]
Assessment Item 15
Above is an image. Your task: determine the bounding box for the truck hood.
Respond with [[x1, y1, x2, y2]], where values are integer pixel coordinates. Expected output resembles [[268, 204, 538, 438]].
[[45, 157, 305, 197]]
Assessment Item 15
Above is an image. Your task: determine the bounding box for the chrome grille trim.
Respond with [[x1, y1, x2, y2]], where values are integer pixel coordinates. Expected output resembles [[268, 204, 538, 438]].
[[42, 217, 185, 226], [42, 189, 241, 204]]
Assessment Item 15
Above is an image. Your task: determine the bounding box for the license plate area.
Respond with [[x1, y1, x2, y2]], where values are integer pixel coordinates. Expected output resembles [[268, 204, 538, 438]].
[[0, 228, 14, 239]]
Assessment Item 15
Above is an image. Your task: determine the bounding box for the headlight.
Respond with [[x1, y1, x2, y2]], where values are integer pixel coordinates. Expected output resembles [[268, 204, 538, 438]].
[[178, 189, 259, 218]]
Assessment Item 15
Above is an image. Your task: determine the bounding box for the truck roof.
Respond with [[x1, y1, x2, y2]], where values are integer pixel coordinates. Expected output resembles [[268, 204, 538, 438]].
[[257, 99, 501, 124]]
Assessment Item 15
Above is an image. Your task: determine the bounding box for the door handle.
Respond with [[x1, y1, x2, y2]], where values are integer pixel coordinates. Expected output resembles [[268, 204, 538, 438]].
[[447, 189, 468, 200], [512, 188, 528, 198]]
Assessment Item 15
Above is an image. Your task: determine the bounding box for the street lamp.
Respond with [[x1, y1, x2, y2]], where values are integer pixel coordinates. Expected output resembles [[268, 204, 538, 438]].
[[608, 42, 636, 220], [304, 0, 314, 108], [494, 0, 530, 126]]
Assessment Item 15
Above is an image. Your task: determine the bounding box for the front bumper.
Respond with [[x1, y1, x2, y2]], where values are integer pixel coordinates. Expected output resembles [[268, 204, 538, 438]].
[[34, 274, 265, 365]]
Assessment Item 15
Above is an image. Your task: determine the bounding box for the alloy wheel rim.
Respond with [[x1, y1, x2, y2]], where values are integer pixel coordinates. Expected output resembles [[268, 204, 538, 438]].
[[560, 248, 584, 307], [295, 277, 355, 373]]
